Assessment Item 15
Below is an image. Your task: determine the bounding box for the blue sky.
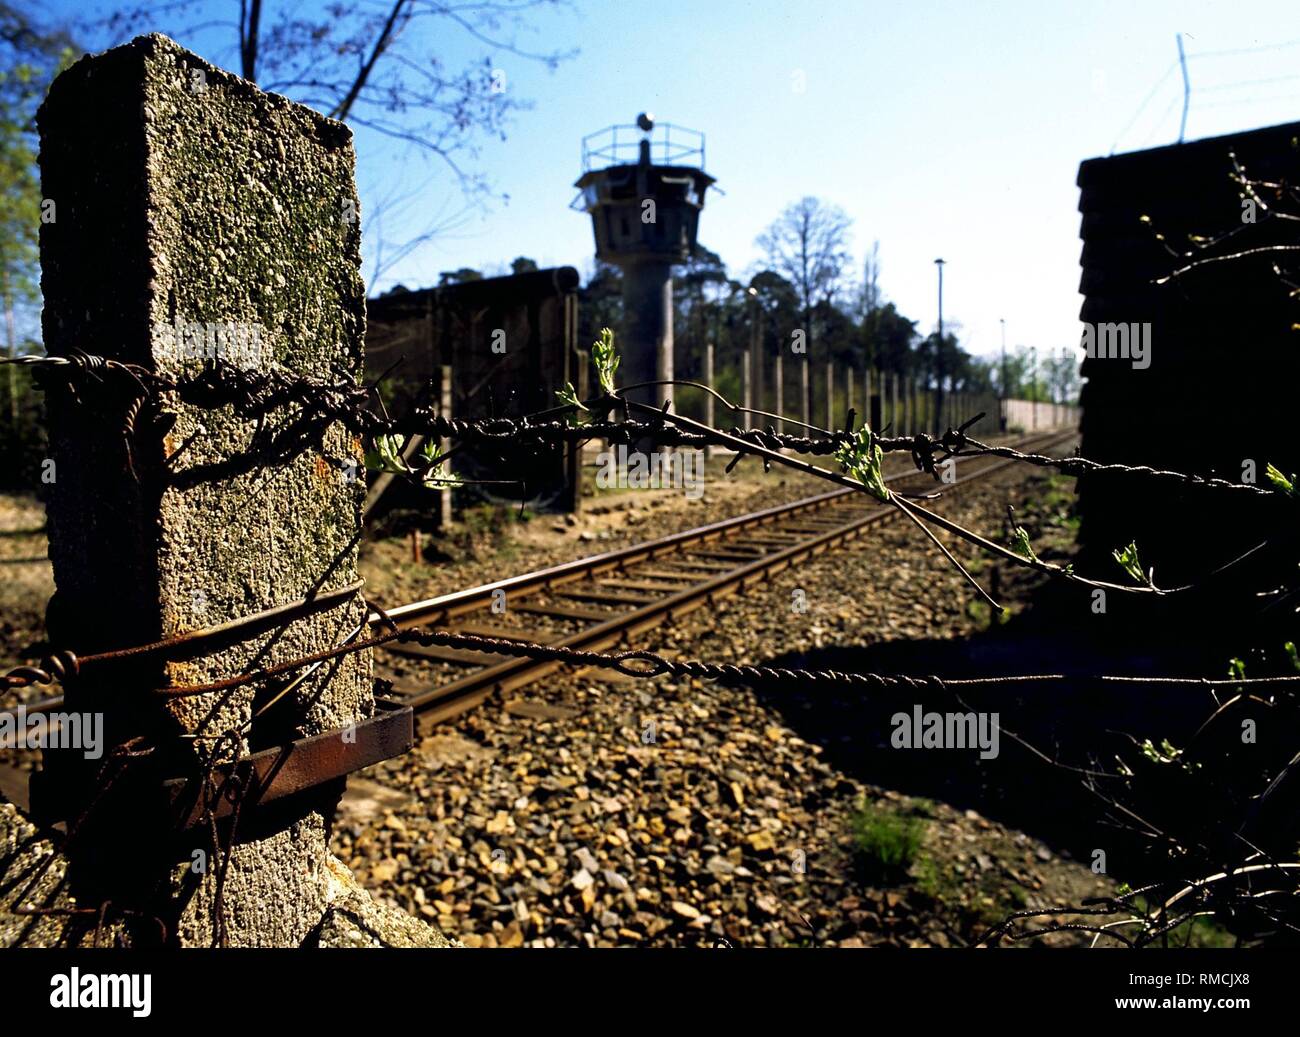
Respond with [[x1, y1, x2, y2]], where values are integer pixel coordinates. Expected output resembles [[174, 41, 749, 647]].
[[52, 1, 1300, 364]]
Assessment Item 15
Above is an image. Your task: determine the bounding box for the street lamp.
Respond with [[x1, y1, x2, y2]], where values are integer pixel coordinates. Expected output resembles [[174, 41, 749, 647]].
[[1030, 346, 1038, 431], [933, 259, 946, 435], [999, 317, 1008, 432]]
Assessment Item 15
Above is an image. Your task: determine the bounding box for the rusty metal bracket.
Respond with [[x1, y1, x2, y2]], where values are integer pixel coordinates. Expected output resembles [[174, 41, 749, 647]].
[[163, 699, 413, 829], [28, 699, 413, 830]]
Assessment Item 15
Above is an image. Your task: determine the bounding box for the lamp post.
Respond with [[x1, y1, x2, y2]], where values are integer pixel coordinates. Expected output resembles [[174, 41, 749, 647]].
[[1030, 345, 1038, 431], [999, 317, 1008, 433], [747, 285, 760, 429], [934, 258, 946, 434]]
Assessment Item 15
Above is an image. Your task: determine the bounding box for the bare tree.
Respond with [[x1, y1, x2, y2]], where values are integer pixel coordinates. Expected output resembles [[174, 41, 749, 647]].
[[756, 196, 853, 421], [860, 239, 881, 318], [81, 0, 577, 269]]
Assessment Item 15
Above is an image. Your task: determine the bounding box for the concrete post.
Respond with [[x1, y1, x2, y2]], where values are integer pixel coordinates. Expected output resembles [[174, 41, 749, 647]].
[[703, 340, 715, 457], [33, 34, 445, 947], [774, 351, 783, 434], [799, 356, 810, 428], [825, 361, 834, 431], [438, 364, 453, 530], [742, 352, 752, 430], [622, 260, 674, 408]]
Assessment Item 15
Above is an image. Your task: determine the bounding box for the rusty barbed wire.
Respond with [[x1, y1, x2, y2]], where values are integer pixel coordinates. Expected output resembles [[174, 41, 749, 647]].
[[8, 620, 1300, 701], [1, 579, 364, 692], [940, 431, 1278, 498]]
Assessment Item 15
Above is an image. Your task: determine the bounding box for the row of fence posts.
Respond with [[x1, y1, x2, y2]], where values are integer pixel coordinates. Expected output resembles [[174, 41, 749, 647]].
[[700, 343, 1079, 444]]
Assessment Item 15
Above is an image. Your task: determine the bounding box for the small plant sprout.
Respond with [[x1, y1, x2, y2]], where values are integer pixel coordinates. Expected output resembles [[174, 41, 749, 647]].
[[1112, 540, 1150, 586], [416, 440, 463, 487], [364, 432, 408, 475], [555, 381, 586, 412], [1006, 506, 1038, 564], [1265, 462, 1298, 498], [1139, 736, 1199, 772], [364, 434, 461, 487], [835, 425, 890, 503], [592, 326, 620, 396]]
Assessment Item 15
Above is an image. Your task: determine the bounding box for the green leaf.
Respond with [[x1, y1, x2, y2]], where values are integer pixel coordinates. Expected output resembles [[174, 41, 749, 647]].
[[1265, 463, 1297, 498], [555, 381, 586, 414], [411, 442, 461, 487], [1140, 737, 1182, 764], [834, 425, 891, 503], [421, 463, 464, 488], [1112, 540, 1148, 585], [592, 327, 620, 395], [1138, 736, 1199, 772], [1010, 524, 1038, 564], [363, 432, 410, 475], [1284, 642, 1299, 673]]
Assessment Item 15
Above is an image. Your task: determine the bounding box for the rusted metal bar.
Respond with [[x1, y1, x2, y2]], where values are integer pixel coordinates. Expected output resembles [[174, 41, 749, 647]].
[[28, 701, 413, 830]]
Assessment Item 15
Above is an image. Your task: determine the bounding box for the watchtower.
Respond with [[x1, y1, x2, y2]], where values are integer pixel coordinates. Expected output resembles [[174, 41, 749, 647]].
[[573, 114, 715, 406]]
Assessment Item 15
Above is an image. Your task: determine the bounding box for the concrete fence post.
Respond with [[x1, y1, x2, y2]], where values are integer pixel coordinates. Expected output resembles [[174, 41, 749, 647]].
[[742, 351, 752, 430], [438, 364, 453, 530], [800, 355, 810, 428], [773, 351, 783, 434], [703, 340, 715, 457], [24, 34, 447, 948], [825, 361, 834, 431]]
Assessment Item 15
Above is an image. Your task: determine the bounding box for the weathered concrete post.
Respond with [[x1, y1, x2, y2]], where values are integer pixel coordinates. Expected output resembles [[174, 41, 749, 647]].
[[437, 363, 453, 530], [773, 351, 784, 434], [741, 352, 752, 430], [800, 355, 810, 427], [867, 368, 880, 433], [622, 262, 674, 408], [32, 34, 447, 947], [703, 340, 714, 457], [825, 361, 834, 431]]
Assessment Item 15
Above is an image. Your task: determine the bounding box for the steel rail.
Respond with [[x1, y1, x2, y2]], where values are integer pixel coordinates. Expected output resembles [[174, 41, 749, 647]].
[[384, 429, 1078, 727], [375, 429, 1073, 631], [0, 429, 1075, 811]]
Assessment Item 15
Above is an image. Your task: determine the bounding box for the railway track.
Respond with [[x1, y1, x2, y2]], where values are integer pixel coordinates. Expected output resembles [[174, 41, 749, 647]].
[[0, 428, 1074, 814], [371, 427, 1078, 730]]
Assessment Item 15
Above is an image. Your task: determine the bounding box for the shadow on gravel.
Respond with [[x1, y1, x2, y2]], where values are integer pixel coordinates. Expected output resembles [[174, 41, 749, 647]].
[[744, 574, 1286, 867]]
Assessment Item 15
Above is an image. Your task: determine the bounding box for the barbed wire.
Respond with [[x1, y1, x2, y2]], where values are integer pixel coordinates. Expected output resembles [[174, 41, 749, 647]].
[[7, 618, 1300, 701], [10, 350, 1286, 499], [7, 313, 1296, 945], [4, 346, 1294, 685], [943, 433, 1278, 497]]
